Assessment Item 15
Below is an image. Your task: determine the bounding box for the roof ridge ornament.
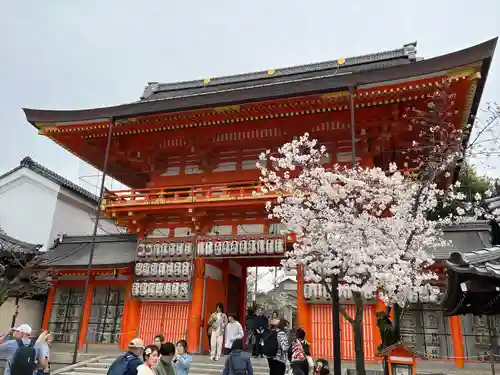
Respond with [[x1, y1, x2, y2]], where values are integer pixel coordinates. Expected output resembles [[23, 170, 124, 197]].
[[403, 41, 418, 61]]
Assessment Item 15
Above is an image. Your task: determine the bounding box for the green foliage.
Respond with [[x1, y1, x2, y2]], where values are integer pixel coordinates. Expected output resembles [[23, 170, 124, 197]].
[[429, 163, 492, 220]]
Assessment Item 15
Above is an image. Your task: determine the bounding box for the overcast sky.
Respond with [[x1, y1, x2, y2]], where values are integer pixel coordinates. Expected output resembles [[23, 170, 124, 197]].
[[1, 1, 498, 182]]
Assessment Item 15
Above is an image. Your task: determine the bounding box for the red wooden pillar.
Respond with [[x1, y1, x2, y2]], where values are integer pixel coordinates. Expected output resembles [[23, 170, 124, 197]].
[[187, 259, 205, 353], [42, 284, 57, 330], [296, 266, 311, 339], [222, 260, 229, 309], [450, 316, 465, 368], [239, 266, 247, 328], [78, 276, 94, 349]]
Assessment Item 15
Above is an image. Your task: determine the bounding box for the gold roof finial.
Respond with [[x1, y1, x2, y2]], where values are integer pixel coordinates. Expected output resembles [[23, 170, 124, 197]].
[[203, 77, 211, 85], [267, 69, 276, 76], [337, 58, 346, 65]]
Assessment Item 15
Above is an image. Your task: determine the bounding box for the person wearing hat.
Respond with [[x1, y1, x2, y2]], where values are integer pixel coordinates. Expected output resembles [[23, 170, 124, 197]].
[[0, 324, 34, 375], [106, 338, 144, 375]]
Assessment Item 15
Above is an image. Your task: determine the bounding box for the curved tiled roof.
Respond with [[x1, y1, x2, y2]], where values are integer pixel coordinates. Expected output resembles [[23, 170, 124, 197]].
[[0, 228, 41, 254], [0, 157, 98, 203], [445, 246, 500, 279], [140, 42, 418, 101]]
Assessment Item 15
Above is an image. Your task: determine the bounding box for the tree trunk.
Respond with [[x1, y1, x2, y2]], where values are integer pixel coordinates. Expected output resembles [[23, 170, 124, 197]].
[[393, 304, 402, 342], [353, 292, 366, 375], [330, 276, 342, 375]]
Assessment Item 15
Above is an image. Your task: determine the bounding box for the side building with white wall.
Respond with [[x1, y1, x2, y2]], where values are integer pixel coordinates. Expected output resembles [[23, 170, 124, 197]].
[[0, 157, 121, 251]]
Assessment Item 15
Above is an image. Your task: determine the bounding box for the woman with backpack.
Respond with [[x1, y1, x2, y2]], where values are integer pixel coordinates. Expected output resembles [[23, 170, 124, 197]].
[[262, 318, 288, 375], [34, 331, 53, 375], [221, 338, 253, 375], [288, 328, 312, 375]]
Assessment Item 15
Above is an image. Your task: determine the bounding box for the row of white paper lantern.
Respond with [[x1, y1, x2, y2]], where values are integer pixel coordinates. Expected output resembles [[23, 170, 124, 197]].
[[197, 238, 285, 256], [137, 242, 193, 258], [132, 282, 190, 299], [135, 261, 192, 278]]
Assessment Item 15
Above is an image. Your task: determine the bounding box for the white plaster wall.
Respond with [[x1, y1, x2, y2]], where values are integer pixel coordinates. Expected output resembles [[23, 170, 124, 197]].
[[0, 170, 59, 249], [49, 188, 121, 243], [0, 298, 44, 335]]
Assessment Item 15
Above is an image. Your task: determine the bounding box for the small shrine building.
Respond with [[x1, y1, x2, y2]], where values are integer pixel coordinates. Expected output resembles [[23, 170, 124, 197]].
[[23, 39, 497, 367]]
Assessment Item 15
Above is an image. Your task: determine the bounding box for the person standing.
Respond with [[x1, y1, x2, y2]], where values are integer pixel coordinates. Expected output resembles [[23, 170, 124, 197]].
[[224, 315, 244, 355], [0, 324, 36, 375], [173, 340, 192, 375], [262, 318, 289, 375], [251, 307, 268, 358], [153, 334, 165, 349], [34, 331, 53, 375], [288, 328, 311, 375], [221, 338, 253, 375], [155, 342, 176, 375], [106, 338, 144, 375], [137, 345, 159, 375], [207, 302, 227, 361]]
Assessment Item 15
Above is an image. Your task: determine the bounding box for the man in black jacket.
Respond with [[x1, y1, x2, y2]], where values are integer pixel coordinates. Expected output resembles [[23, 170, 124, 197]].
[[251, 307, 268, 358]]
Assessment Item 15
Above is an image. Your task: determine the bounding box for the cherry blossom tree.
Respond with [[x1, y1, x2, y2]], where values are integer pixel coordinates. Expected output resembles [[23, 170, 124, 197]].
[[256, 80, 496, 375]]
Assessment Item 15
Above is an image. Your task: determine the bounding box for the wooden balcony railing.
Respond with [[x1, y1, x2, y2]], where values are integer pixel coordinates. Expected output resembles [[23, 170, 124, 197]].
[[102, 182, 276, 209]]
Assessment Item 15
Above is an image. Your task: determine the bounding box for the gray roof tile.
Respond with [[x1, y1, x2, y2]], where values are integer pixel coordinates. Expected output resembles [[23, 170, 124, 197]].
[[445, 246, 500, 279], [0, 228, 41, 254], [140, 42, 418, 101], [40, 234, 137, 267]]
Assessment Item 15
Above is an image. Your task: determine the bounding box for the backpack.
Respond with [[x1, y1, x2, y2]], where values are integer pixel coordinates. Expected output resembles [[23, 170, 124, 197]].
[[9, 339, 37, 375], [229, 355, 248, 375], [106, 353, 134, 375], [261, 330, 279, 357]]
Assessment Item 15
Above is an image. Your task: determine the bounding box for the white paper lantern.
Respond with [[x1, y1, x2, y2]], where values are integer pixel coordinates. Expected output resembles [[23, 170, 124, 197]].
[[150, 263, 158, 277], [161, 243, 169, 257], [266, 239, 274, 254], [205, 241, 213, 256], [304, 284, 312, 299], [142, 263, 151, 277], [135, 263, 143, 276], [197, 241, 205, 256], [239, 240, 248, 254], [164, 283, 172, 297], [257, 239, 266, 254], [168, 243, 176, 256], [154, 243, 161, 257], [179, 283, 189, 299], [222, 241, 231, 255], [184, 242, 193, 256], [132, 283, 140, 296], [323, 285, 331, 300], [214, 241, 222, 256], [158, 263, 167, 277], [166, 262, 174, 277], [137, 244, 146, 257], [171, 282, 180, 297], [313, 284, 322, 299], [173, 262, 182, 277], [145, 244, 154, 257], [274, 239, 285, 254], [176, 243, 184, 256], [155, 283, 165, 297], [181, 262, 191, 277], [230, 241, 238, 255], [147, 283, 155, 297], [248, 240, 257, 254], [139, 283, 148, 296]]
